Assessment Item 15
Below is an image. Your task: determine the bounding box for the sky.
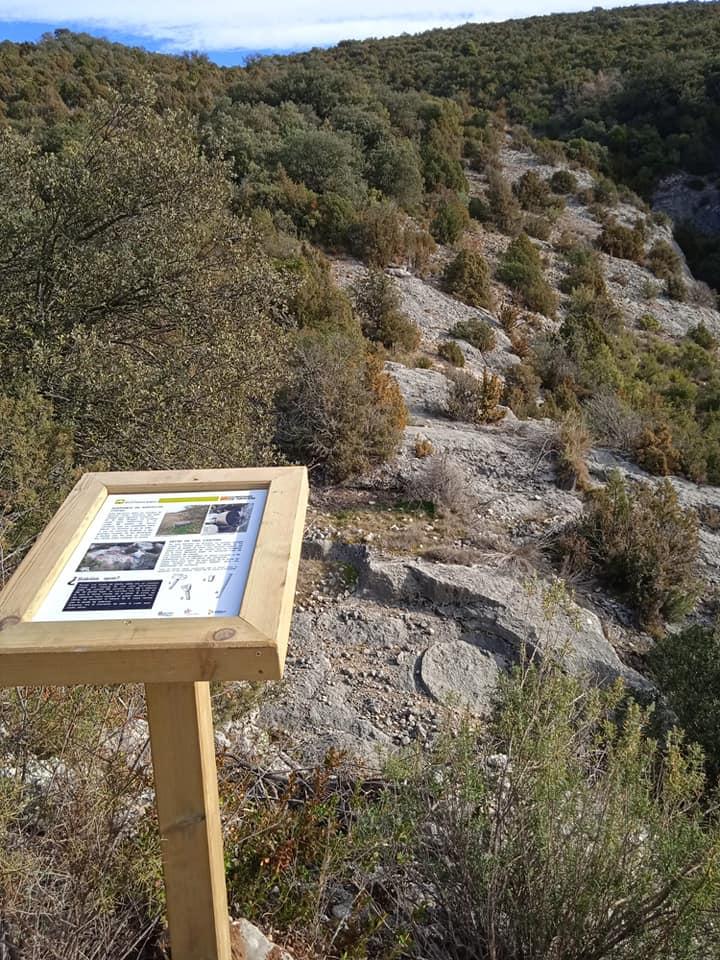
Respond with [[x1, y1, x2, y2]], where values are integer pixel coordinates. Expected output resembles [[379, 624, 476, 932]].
[[0, 0, 671, 65]]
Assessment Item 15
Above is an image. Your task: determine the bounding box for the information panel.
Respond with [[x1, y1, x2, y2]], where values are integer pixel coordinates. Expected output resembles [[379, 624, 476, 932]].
[[33, 489, 267, 621]]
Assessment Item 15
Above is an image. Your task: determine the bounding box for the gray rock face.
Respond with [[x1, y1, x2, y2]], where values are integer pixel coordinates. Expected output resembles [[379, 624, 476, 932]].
[[361, 556, 645, 686], [385, 362, 449, 418], [421, 640, 507, 713], [654, 172, 720, 238]]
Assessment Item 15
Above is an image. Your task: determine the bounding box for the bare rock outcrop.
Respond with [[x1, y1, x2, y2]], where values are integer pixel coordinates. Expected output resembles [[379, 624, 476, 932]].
[[360, 555, 646, 686]]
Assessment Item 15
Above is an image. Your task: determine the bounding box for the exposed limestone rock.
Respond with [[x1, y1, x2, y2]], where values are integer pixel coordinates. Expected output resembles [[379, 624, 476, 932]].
[[332, 257, 518, 380], [360, 556, 646, 685], [654, 172, 720, 238], [421, 640, 507, 713], [230, 918, 293, 960], [385, 362, 449, 418]]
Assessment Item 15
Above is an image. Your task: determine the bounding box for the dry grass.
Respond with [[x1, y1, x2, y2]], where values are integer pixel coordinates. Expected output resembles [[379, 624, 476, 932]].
[[554, 411, 592, 491], [0, 686, 164, 960]]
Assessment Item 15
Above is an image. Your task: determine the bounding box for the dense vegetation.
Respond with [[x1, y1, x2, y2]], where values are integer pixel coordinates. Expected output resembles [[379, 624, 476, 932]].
[[4, 655, 719, 959], [1, 4, 720, 280], [2, 10, 720, 959]]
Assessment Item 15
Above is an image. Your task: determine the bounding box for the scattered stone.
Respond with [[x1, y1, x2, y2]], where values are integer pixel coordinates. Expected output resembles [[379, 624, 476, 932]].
[[229, 918, 294, 960]]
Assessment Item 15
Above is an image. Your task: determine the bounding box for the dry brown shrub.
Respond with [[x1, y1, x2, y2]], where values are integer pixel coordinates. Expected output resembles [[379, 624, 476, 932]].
[[414, 437, 434, 458], [509, 327, 530, 359], [586, 392, 645, 452], [498, 300, 524, 335], [688, 279, 717, 309], [408, 454, 474, 517], [635, 423, 681, 476], [446, 369, 505, 424], [554, 411, 592, 491]]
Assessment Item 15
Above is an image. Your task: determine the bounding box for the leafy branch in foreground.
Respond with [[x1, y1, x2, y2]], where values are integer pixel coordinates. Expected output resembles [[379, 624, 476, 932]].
[[370, 664, 720, 960]]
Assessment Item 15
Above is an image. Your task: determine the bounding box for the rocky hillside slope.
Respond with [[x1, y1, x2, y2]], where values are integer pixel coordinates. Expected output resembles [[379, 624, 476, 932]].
[[219, 140, 720, 767]]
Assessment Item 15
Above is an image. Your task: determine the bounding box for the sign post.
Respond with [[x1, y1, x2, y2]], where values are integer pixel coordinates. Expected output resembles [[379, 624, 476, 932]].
[[0, 467, 308, 960]]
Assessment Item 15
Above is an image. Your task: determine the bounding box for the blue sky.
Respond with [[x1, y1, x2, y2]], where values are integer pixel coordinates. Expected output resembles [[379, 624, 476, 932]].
[[0, 1, 670, 65]]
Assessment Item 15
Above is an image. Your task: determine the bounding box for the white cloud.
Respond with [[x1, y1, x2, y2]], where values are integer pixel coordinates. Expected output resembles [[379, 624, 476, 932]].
[[0, 0, 660, 51]]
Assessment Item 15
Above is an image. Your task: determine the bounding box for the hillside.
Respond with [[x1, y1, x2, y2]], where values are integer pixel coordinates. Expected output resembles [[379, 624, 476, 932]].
[[3, 8, 720, 959], [2, 5, 720, 284]]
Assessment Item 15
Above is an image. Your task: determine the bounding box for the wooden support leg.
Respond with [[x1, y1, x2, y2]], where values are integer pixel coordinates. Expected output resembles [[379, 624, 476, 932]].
[[146, 681, 231, 960]]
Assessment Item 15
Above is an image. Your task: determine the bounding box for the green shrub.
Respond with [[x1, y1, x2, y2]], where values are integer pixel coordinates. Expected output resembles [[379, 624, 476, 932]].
[[512, 169, 553, 212], [0, 103, 290, 489], [502, 361, 541, 418], [314, 192, 357, 249], [430, 192, 470, 244], [468, 195, 490, 221], [653, 210, 673, 228], [647, 239, 683, 281], [560, 285, 623, 361], [0, 385, 79, 581], [278, 128, 364, 202], [667, 272, 688, 302], [498, 233, 558, 316], [524, 214, 552, 240], [350, 200, 407, 267], [532, 137, 567, 164], [352, 268, 420, 350], [366, 137, 424, 211], [486, 170, 523, 235], [592, 174, 620, 205], [438, 340, 465, 366], [443, 249, 494, 309], [561, 244, 606, 295], [377, 662, 720, 960], [288, 248, 356, 335], [597, 218, 645, 262], [446, 368, 505, 423], [641, 277, 662, 299], [689, 322, 717, 350], [277, 332, 407, 482], [570, 470, 699, 628], [549, 169, 577, 194], [449, 317, 497, 352], [650, 623, 720, 779], [638, 312, 661, 331]]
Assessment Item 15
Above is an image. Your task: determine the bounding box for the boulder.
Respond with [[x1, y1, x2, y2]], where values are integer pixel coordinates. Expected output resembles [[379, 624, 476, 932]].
[[421, 640, 508, 713], [230, 918, 293, 960]]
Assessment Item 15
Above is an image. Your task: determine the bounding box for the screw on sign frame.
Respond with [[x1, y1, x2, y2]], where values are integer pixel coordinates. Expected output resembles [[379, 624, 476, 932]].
[[0, 467, 309, 960]]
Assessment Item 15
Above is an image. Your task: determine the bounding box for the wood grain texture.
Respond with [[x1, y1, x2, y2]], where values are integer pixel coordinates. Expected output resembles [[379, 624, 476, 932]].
[[93, 466, 294, 493], [0, 474, 107, 620], [240, 467, 309, 671], [146, 681, 231, 960], [0, 466, 309, 685]]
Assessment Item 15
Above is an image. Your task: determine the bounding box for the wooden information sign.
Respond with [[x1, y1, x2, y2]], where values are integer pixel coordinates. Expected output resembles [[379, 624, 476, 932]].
[[0, 466, 309, 960]]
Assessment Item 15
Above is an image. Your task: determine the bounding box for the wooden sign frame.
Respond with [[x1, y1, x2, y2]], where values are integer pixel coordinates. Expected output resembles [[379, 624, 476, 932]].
[[0, 466, 308, 686], [0, 466, 309, 960]]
